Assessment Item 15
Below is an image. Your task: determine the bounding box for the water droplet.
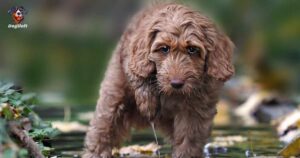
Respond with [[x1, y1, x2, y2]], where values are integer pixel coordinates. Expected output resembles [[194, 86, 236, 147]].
[[204, 143, 228, 157], [245, 150, 256, 157]]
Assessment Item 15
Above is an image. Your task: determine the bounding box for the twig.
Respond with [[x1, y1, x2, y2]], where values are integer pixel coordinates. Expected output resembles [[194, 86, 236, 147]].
[[0, 144, 3, 156], [8, 121, 45, 158]]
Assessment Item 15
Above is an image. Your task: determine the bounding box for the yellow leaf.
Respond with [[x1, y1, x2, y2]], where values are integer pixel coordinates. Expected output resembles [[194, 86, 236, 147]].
[[279, 136, 300, 157], [296, 120, 300, 128]]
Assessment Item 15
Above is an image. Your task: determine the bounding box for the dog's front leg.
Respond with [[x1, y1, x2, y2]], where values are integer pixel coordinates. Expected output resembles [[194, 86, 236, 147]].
[[83, 52, 128, 158], [172, 111, 214, 158]]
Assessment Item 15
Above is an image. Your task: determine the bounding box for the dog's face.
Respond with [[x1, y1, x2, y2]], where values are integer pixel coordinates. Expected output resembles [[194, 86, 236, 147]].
[[129, 4, 234, 95], [149, 30, 207, 95], [13, 9, 24, 23]]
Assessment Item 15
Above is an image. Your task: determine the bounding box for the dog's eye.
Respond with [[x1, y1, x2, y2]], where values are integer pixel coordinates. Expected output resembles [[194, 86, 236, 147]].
[[187, 46, 200, 55], [159, 45, 170, 54]]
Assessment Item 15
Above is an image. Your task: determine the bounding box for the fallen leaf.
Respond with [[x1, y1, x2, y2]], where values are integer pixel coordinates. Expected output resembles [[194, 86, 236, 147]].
[[279, 136, 300, 157], [51, 121, 88, 132], [112, 142, 161, 157]]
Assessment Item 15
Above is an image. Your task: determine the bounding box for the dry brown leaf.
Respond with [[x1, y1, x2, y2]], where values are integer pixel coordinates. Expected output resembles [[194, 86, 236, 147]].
[[51, 121, 88, 132], [112, 142, 161, 157]]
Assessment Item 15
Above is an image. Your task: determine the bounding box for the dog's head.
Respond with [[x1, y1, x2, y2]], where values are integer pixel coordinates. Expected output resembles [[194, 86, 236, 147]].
[[129, 4, 234, 95], [8, 6, 27, 24]]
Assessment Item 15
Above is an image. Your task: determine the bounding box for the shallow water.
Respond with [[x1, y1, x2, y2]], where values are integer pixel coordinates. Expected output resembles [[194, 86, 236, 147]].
[[37, 106, 283, 158], [48, 125, 282, 158]]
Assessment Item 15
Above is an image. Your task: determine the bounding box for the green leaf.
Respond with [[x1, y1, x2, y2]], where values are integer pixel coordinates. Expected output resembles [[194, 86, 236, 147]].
[[2, 106, 14, 120], [9, 93, 22, 101], [22, 106, 32, 116], [21, 93, 36, 101], [4, 89, 15, 96], [10, 99, 23, 106], [29, 127, 60, 141], [0, 83, 14, 92], [0, 97, 9, 103], [41, 146, 54, 157]]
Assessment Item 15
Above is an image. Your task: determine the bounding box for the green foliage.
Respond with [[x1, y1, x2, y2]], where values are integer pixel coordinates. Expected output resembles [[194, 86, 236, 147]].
[[29, 125, 60, 141], [0, 81, 59, 157], [0, 82, 36, 119], [39, 143, 54, 157], [0, 119, 9, 143]]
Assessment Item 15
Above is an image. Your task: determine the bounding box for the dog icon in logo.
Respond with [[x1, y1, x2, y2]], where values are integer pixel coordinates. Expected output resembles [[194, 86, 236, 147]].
[[8, 6, 28, 24]]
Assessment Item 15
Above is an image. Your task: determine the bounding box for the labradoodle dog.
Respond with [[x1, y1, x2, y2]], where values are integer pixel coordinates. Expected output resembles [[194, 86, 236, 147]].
[[84, 3, 234, 158]]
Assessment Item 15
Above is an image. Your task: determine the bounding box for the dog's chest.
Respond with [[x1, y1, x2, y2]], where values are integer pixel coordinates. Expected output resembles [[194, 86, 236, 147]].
[[159, 95, 199, 116], [159, 94, 217, 120]]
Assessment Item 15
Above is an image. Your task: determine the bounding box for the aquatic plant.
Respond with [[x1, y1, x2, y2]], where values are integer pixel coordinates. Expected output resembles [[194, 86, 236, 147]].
[[0, 81, 59, 158]]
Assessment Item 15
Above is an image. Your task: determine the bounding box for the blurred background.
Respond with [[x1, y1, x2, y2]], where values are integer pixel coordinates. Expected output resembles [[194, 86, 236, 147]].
[[1, 1, 300, 157], [1, 0, 299, 106]]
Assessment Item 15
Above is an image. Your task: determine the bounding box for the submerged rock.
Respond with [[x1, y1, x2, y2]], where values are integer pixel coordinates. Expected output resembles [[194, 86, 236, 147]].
[[204, 135, 247, 157], [276, 110, 300, 144], [235, 92, 297, 125], [234, 92, 272, 125], [253, 98, 296, 123], [204, 143, 228, 157], [245, 150, 256, 157]]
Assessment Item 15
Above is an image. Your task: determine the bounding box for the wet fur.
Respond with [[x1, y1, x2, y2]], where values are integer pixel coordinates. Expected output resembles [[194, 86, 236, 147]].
[[83, 3, 234, 158]]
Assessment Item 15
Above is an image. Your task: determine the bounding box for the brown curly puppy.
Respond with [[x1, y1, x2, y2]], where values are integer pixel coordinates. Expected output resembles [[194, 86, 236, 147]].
[[83, 3, 234, 158]]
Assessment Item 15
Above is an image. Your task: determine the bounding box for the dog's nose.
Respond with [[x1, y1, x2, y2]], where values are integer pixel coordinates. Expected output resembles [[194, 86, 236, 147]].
[[170, 79, 184, 89]]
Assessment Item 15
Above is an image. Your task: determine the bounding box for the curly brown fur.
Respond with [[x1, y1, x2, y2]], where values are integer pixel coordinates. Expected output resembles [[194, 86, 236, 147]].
[[83, 3, 234, 158]]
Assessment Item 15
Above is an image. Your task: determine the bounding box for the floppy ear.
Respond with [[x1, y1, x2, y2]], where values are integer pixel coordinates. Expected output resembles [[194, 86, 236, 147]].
[[8, 7, 16, 14], [206, 33, 234, 81], [19, 6, 28, 14], [129, 30, 157, 78]]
